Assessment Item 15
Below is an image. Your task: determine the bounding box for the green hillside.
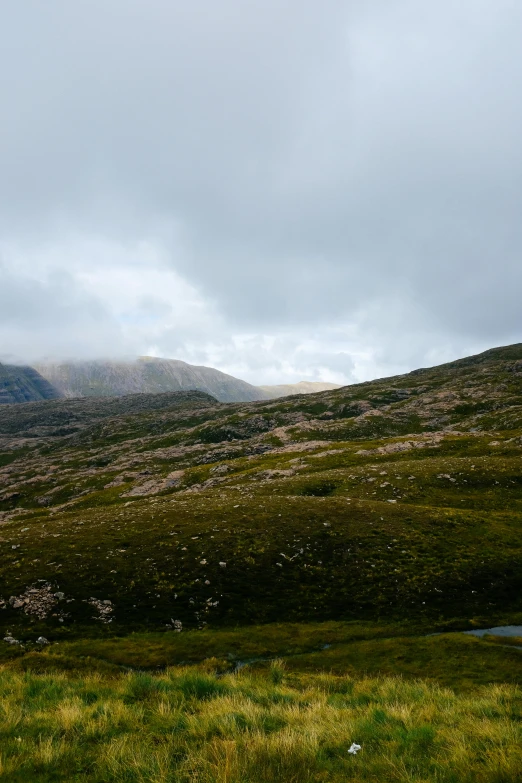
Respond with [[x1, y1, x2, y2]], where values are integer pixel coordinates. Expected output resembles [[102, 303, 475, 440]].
[[0, 343, 521, 638], [1, 343, 522, 782]]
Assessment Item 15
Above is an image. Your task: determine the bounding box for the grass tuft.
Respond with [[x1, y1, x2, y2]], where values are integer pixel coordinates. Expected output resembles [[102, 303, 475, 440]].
[[0, 665, 520, 781]]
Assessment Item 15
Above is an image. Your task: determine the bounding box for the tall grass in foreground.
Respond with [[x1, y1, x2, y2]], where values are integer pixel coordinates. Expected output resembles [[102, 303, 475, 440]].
[[0, 663, 521, 782]]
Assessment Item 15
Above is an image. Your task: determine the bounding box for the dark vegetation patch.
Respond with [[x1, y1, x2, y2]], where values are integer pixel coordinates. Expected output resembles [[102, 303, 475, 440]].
[[299, 479, 340, 496]]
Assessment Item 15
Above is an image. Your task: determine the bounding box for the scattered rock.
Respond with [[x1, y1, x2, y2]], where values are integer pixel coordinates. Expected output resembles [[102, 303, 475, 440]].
[[85, 597, 114, 623], [183, 477, 228, 493], [121, 479, 164, 497], [356, 433, 447, 456], [252, 469, 296, 481], [165, 469, 185, 487], [8, 584, 59, 619], [209, 464, 231, 476], [36, 636, 50, 645], [3, 636, 21, 645]]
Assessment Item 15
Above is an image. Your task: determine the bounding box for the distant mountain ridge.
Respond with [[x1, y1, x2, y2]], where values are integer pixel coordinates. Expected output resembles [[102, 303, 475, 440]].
[[1, 357, 343, 405], [29, 358, 343, 404], [33, 357, 266, 403], [0, 363, 62, 404]]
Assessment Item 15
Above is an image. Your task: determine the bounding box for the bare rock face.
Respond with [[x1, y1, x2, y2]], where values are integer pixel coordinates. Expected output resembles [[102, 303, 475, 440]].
[[209, 464, 231, 476], [120, 470, 185, 497]]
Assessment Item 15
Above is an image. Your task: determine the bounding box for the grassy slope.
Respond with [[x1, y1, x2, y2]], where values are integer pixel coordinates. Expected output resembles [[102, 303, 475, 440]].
[[0, 344, 521, 639], [1, 345, 522, 781], [0, 664, 521, 782]]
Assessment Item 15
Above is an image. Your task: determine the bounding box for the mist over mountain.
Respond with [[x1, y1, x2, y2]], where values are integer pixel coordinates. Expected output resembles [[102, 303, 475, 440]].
[[0, 355, 344, 405], [33, 357, 266, 403], [258, 381, 341, 398], [23, 357, 339, 404]]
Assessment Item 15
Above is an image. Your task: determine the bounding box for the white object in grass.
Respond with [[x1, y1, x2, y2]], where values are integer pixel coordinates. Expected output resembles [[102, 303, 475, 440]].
[[348, 743, 362, 755]]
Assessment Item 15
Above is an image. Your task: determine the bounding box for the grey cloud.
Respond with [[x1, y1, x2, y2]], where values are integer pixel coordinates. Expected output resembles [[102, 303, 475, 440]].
[[0, 264, 98, 328], [0, 261, 128, 362], [0, 0, 520, 378]]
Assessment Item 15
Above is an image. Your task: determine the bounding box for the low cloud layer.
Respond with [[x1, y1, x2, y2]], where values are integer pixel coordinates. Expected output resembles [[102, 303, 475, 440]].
[[1, 1, 520, 384]]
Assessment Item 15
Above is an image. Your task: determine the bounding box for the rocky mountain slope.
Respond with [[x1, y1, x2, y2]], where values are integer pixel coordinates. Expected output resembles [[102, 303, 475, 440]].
[[2, 357, 343, 405], [34, 357, 268, 403], [0, 343, 521, 638], [0, 363, 62, 405]]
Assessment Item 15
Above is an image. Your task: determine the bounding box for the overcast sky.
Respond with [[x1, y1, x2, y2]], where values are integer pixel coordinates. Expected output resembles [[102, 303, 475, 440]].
[[1, 1, 521, 385]]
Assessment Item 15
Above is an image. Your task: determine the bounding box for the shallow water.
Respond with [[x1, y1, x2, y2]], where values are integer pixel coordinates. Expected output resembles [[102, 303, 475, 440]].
[[233, 629, 522, 672], [463, 625, 522, 638]]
